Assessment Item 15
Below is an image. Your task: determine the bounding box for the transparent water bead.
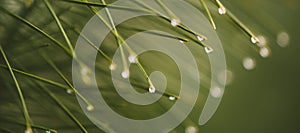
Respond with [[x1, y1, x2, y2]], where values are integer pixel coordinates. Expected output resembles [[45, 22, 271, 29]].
[[121, 70, 129, 79], [210, 86, 223, 98], [86, 105, 94, 111], [204, 47, 213, 54], [169, 96, 176, 101], [251, 36, 259, 44], [109, 63, 116, 71], [67, 89, 73, 94], [179, 40, 185, 44], [148, 85, 156, 93], [243, 57, 256, 70], [185, 126, 197, 133], [171, 19, 180, 27], [25, 128, 32, 133], [277, 32, 290, 47], [257, 35, 267, 47], [196, 35, 206, 41], [128, 55, 137, 63], [218, 7, 226, 15], [259, 47, 271, 58], [45, 131, 51, 133]]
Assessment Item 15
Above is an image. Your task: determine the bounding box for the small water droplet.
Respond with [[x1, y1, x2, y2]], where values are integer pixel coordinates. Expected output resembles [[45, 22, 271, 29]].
[[148, 85, 156, 93], [210, 86, 223, 98], [251, 37, 259, 44], [257, 35, 267, 47], [185, 126, 197, 133], [25, 128, 32, 133], [197, 35, 206, 41], [121, 70, 129, 79], [128, 55, 137, 63], [171, 19, 180, 27], [67, 89, 73, 94], [109, 63, 116, 71], [179, 40, 185, 44], [86, 105, 94, 111], [218, 7, 226, 15], [243, 57, 256, 70], [204, 47, 213, 54], [45, 131, 51, 133], [277, 32, 290, 47], [259, 47, 271, 58], [168, 96, 176, 101]]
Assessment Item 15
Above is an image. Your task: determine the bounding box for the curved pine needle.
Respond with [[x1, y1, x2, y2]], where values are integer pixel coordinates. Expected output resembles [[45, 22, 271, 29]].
[[0, 46, 32, 133]]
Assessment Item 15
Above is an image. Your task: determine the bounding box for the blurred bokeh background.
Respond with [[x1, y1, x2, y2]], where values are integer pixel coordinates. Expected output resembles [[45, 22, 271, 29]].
[[0, 0, 299, 132]]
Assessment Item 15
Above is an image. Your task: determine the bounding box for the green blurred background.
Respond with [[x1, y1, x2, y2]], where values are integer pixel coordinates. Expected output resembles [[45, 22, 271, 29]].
[[0, 0, 299, 133]]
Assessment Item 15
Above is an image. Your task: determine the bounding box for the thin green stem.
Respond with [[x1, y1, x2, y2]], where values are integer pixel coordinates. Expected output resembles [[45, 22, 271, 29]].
[[42, 54, 93, 110], [0, 65, 70, 90], [44, 0, 75, 55], [199, 0, 216, 30], [0, 6, 72, 57], [0, 46, 32, 132], [38, 83, 87, 133]]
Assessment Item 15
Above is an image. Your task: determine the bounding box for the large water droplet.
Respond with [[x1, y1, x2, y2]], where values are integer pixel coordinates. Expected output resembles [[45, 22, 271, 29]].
[[148, 85, 156, 93], [171, 19, 180, 27], [218, 7, 226, 15], [205, 47, 213, 54], [128, 55, 137, 63], [121, 70, 129, 79], [243, 57, 256, 70], [277, 32, 290, 47]]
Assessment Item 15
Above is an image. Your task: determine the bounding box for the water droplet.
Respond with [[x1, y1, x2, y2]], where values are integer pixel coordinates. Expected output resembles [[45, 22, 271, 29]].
[[218, 7, 226, 15], [121, 70, 129, 79], [185, 126, 197, 133], [67, 89, 73, 94], [171, 19, 180, 27], [179, 40, 185, 44], [277, 32, 290, 47], [251, 36, 259, 44], [128, 55, 137, 63], [81, 66, 90, 75], [45, 131, 51, 133], [259, 47, 271, 58], [86, 105, 94, 111], [148, 85, 156, 93], [169, 96, 176, 101], [210, 86, 223, 98], [196, 35, 206, 41], [243, 57, 256, 70], [257, 35, 267, 47], [25, 128, 32, 133], [109, 63, 116, 71], [204, 47, 213, 54]]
